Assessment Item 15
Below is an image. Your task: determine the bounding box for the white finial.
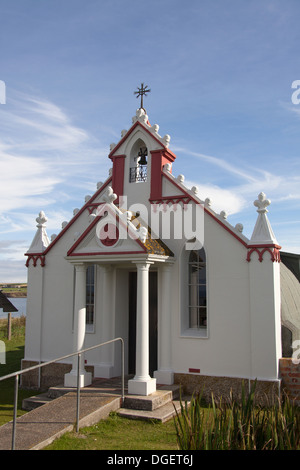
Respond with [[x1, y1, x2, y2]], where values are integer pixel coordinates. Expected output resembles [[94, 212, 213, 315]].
[[220, 210, 227, 219], [205, 198, 212, 207], [103, 186, 117, 204], [235, 223, 243, 233], [249, 192, 278, 245], [73, 208, 79, 216], [163, 163, 172, 172], [89, 213, 96, 223], [163, 134, 170, 147], [110, 143, 116, 151], [121, 129, 127, 138], [177, 174, 185, 183], [51, 234, 57, 241], [191, 186, 198, 195], [36, 211, 47, 227], [138, 226, 148, 243], [151, 124, 159, 133], [85, 195, 91, 203], [254, 192, 271, 213], [97, 182, 103, 190], [62, 221, 68, 229], [27, 211, 50, 254]]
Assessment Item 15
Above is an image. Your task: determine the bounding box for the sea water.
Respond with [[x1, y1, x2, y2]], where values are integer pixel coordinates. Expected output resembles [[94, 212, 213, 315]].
[[0, 297, 27, 319]]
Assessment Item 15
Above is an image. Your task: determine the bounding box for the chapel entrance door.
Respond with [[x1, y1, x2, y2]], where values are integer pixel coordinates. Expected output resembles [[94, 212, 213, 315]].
[[128, 271, 158, 376]]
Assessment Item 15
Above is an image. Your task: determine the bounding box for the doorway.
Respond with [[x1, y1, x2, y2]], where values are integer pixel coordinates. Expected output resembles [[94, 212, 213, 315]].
[[128, 271, 158, 376]]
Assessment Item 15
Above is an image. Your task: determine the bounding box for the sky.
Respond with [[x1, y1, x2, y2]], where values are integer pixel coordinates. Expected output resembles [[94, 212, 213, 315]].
[[0, 0, 300, 282]]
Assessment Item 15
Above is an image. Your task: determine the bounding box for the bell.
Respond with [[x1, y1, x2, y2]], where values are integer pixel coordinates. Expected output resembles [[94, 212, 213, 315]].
[[138, 147, 147, 166]]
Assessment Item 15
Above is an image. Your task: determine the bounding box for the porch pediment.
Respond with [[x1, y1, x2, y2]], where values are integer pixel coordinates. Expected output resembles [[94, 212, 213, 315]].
[[66, 201, 174, 259]]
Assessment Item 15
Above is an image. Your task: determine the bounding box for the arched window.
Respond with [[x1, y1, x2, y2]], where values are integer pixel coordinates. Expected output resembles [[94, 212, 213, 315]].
[[129, 139, 148, 183], [188, 248, 207, 329], [86, 265, 95, 332]]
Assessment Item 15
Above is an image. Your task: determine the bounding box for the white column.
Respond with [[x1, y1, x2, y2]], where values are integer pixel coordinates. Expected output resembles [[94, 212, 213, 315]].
[[128, 261, 156, 396], [94, 265, 115, 378], [154, 263, 174, 385], [64, 263, 92, 387]]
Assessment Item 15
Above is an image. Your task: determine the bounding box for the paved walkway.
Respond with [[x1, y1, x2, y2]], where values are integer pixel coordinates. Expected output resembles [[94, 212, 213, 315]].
[[0, 378, 123, 450]]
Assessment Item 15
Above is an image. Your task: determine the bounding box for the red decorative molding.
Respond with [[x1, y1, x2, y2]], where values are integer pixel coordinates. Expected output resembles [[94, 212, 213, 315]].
[[158, 172, 249, 248], [67, 206, 147, 257], [150, 149, 176, 201], [108, 121, 176, 160], [246, 245, 281, 263], [150, 195, 192, 206], [25, 254, 46, 267], [189, 368, 200, 374], [111, 154, 126, 202], [99, 224, 119, 247], [41, 177, 113, 258]]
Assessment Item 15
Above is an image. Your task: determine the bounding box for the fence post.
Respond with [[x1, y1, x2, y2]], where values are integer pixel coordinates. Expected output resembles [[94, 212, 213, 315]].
[[7, 312, 11, 340], [12, 374, 19, 450], [76, 353, 81, 432]]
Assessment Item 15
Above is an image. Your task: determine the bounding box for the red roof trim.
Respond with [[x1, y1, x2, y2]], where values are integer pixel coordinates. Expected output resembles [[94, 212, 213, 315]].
[[67, 206, 147, 257], [68, 251, 146, 257], [108, 120, 176, 160], [161, 172, 248, 248], [42, 177, 113, 256]]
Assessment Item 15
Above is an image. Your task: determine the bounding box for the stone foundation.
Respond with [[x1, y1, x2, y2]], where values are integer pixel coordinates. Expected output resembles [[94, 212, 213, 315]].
[[174, 373, 281, 406], [21, 360, 94, 390], [279, 358, 300, 405]]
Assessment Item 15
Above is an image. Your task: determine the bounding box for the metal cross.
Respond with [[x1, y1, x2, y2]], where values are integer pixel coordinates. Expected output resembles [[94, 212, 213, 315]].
[[134, 83, 151, 110]]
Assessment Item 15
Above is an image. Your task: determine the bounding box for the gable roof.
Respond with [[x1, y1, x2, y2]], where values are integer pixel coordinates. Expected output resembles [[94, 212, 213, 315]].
[[108, 109, 176, 161], [160, 170, 250, 248]]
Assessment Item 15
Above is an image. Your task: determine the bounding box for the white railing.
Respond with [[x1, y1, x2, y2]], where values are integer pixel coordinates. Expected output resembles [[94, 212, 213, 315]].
[[0, 337, 124, 450]]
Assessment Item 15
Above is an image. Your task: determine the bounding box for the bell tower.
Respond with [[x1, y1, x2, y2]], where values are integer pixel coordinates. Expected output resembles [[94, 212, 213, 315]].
[[108, 86, 176, 207]]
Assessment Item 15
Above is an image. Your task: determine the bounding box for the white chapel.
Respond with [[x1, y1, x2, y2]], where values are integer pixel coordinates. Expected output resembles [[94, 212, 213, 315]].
[[22, 99, 291, 401]]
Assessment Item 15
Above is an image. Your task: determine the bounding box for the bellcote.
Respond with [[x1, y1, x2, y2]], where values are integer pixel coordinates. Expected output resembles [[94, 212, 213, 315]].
[[108, 108, 176, 204]]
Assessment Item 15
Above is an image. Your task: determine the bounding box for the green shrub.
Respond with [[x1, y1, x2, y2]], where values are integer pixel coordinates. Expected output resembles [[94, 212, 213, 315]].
[[174, 381, 300, 450]]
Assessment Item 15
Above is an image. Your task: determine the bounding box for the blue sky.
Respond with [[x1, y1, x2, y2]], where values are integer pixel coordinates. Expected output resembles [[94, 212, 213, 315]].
[[0, 0, 300, 282]]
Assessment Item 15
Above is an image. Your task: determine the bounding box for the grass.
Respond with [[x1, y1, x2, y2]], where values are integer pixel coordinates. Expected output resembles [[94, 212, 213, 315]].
[[45, 413, 179, 450], [174, 385, 300, 450], [1, 320, 299, 451], [0, 317, 39, 427]]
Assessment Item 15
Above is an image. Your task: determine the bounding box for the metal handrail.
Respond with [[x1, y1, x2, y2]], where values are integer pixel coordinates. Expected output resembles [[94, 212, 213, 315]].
[[0, 337, 125, 450]]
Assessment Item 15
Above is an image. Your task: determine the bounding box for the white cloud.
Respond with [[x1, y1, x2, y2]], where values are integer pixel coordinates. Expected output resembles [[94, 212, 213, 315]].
[[176, 147, 300, 218]]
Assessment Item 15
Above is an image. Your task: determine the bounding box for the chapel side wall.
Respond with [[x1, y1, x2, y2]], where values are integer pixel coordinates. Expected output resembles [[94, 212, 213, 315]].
[[24, 263, 44, 361], [24, 210, 91, 364], [169, 212, 252, 380], [39, 252, 75, 361]]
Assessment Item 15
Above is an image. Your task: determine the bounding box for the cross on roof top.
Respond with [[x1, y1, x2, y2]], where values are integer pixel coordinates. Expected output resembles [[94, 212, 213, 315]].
[[134, 83, 151, 111]]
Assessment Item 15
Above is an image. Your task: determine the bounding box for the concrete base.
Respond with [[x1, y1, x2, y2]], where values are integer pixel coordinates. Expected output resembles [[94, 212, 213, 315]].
[[128, 377, 156, 396], [154, 369, 174, 385], [64, 370, 92, 388]]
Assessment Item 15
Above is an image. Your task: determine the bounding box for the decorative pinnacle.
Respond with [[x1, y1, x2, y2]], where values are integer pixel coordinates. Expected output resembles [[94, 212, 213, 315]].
[[253, 192, 271, 213], [134, 83, 151, 111], [36, 211, 47, 227]]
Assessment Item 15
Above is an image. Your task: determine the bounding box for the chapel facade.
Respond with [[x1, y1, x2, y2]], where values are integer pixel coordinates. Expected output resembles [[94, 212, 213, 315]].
[[22, 105, 284, 399]]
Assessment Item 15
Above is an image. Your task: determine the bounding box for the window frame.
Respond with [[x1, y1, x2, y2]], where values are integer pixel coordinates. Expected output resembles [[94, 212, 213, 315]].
[[181, 246, 208, 338], [86, 264, 96, 333]]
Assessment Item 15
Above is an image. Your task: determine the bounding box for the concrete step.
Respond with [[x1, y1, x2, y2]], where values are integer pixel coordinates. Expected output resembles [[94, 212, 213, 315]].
[[117, 385, 190, 423], [22, 392, 54, 411], [118, 399, 186, 423], [123, 385, 180, 411]]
